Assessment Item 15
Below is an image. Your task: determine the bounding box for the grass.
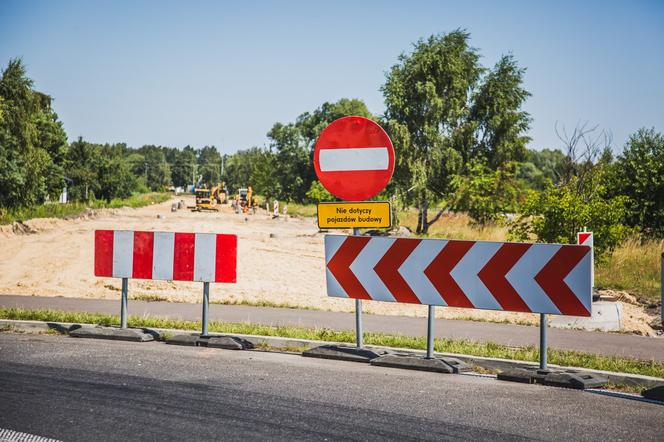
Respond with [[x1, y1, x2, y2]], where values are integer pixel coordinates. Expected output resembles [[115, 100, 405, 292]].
[[596, 238, 663, 303], [1, 307, 663, 379], [0, 192, 171, 225], [130, 294, 170, 303], [286, 202, 317, 218], [397, 209, 508, 241]]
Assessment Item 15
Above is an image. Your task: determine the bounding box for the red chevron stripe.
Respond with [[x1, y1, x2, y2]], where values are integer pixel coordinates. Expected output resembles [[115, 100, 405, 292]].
[[535, 245, 590, 316], [374, 238, 422, 304], [327, 236, 372, 299], [424, 241, 475, 308], [478, 243, 532, 312]]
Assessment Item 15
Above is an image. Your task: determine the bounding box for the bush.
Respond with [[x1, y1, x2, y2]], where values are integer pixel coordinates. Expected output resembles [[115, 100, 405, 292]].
[[508, 178, 629, 257], [305, 180, 334, 203], [451, 161, 521, 225]]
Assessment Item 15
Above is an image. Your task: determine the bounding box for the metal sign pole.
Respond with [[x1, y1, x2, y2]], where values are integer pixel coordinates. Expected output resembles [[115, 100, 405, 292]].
[[353, 227, 363, 349], [539, 313, 548, 370], [661, 252, 663, 327], [120, 277, 128, 329], [202, 282, 210, 337], [426, 305, 435, 359]]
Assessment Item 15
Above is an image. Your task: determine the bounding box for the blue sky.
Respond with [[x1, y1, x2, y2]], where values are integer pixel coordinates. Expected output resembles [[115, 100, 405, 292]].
[[1, 0, 662, 155]]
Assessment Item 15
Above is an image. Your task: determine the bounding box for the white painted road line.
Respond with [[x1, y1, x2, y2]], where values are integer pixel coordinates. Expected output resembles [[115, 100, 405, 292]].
[[0, 428, 62, 442]]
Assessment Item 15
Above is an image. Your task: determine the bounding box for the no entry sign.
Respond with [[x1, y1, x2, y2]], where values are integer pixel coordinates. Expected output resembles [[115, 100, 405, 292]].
[[314, 116, 395, 201]]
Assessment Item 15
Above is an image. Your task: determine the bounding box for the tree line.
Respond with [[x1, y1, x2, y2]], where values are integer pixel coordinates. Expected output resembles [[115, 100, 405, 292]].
[[2, 30, 662, 253]]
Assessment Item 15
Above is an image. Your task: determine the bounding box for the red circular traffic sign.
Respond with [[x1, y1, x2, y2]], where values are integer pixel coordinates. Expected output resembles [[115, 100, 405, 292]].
[[313, 116, 395, 201]]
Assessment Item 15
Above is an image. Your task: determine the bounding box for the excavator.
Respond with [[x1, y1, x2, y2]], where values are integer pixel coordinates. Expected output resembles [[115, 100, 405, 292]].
[[190, 182, 228, 212]]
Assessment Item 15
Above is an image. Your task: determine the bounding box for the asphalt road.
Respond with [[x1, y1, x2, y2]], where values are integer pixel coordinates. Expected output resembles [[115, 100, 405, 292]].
[[2, 294, 663, 361], [0, 333, 662, 441]]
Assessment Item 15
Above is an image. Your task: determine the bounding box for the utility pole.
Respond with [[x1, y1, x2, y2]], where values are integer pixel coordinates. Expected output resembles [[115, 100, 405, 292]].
[[144, 163, 148, 185]]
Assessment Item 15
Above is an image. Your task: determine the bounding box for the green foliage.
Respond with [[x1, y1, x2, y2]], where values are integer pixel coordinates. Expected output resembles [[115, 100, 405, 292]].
[[305, 180, 334, 203], [509, 178, 629, 257], [382, 31, 531, 233], [517, 148, 567, 190], [265, 98, 374, 202], [137, 145, 171, 191], [0, 59, 68, 208], [451, 161, 521, 225], [224, 147, 274, 197], [611, 128, 664, 237], [197, 145, 221, 186]]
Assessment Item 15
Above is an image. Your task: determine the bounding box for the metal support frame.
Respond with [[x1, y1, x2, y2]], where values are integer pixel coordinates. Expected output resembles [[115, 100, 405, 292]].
[[661, 253, 663, 326], [539, 313, 548, 370], [120, 278, 128, 329], [353, 228, 363, 349], [202, 282, 210, 337], [426, 305, 435, 359]]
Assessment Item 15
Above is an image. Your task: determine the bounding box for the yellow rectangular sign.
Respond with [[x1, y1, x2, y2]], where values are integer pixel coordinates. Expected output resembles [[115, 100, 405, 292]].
[[317, 201, 392, 229]]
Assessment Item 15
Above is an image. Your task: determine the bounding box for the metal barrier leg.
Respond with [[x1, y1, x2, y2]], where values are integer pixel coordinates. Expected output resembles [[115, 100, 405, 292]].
[[352, 228, 364, 349], [202, 282, 210, 337], [120, 278, 128, 329], [539, 313, 548, 370], [355, 299, 364, 348], [426, 305, 435, 359]]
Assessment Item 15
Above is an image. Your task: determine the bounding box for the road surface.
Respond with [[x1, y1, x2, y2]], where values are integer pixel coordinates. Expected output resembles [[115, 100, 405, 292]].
[[0, 332, 661, 441], [1, 294, 663, 361]]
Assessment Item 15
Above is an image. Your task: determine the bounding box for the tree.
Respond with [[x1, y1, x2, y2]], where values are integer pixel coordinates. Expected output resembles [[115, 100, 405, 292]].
[[97, 150, 135, 201], [266, 98, 373, 202], [137, 145, 171, 191], [197, 145, 222, 187], [66, 137, 100, 201], [0, 59, 68, 208], [451, 160, 521, 225], [612, 128, 664, 237], [509, 121, 629, 257], [382, 31, 531, 233], [169, 146, 197, 188]]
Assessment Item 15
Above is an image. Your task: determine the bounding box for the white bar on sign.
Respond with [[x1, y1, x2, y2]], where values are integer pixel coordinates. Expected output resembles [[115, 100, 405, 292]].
[[194, 233, 217, 282], [152, 232, 175, 281], [319, 147, 388, 172], [112, 231, 134, 278]]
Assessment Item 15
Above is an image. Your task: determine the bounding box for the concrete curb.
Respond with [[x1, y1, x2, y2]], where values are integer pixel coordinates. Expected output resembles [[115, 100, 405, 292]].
[[2, 318, 663, 389]]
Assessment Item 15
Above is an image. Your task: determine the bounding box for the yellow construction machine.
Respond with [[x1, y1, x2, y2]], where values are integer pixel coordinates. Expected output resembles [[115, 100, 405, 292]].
[[190, 182, 228, 212]]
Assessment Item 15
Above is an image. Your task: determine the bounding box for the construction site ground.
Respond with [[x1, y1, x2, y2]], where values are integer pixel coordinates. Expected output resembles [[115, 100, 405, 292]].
[[0, 196, 660, 337]]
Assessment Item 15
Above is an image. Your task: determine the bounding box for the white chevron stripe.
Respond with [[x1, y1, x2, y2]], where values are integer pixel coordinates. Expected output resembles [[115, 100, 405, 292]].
[[324, 235, 348, 297], [450, 242, 502, 310], [564, 248, 592, 314], [506, 244, 561, 314], [399, 239, 447, 306], [350, 237, 396, 302]]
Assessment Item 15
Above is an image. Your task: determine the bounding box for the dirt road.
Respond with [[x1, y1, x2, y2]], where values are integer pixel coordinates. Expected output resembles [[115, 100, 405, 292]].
[[0, 197, 658, 333]]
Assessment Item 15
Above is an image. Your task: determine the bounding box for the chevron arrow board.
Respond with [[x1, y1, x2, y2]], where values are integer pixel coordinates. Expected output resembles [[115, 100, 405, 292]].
[[325, 235, 592, 316]]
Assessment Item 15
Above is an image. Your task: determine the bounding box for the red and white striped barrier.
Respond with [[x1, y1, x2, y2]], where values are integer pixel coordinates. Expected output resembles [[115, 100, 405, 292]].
[[325, 235, 592, 316], [94, 230, 236, 283]]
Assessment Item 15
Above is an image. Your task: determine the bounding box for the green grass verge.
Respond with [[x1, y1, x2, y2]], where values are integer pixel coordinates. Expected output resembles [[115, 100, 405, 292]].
[[0, 192, 171, 225], [1, 307, 662, 379], [286, 202, 317, 218]]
